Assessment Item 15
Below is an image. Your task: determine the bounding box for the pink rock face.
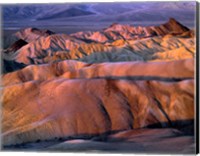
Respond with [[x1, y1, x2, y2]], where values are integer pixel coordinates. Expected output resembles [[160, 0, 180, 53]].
[[1, 59, 194, 146], [3, 19, 194, 67], [104, 18, 189, 37], [2, 59, 194, 86], [15, 27, 55, 43]]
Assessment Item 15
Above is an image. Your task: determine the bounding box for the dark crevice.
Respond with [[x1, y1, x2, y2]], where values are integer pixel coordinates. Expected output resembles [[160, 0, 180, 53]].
[[153, 97, 172, 127], [105, 79, 134, 129], [97, 99, 112, 131]]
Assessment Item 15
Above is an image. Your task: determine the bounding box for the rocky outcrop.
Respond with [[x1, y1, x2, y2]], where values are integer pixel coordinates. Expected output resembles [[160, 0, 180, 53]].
[[2, 18, 194, 68], [15, 27, 55, 43], [103, 18, 190, 38], [10, 33, 194, 65], [1, 59, 194, 146]]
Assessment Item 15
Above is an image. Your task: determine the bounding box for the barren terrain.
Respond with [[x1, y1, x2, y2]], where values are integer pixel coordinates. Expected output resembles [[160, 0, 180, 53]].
[[1, 2, 196, 153]]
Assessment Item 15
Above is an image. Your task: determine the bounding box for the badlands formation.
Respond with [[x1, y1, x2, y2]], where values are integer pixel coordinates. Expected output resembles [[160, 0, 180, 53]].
[[1, 18, 195, 153]]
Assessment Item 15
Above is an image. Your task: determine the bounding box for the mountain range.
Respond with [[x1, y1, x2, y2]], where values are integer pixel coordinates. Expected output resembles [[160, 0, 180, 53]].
[[2, 2, 196, 29], [0, 4, 196, 152], [2, 18, 195, 73]]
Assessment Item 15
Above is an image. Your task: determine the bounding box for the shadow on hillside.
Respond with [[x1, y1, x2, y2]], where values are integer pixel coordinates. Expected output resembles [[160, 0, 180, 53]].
[[2, 119, 195, 152]]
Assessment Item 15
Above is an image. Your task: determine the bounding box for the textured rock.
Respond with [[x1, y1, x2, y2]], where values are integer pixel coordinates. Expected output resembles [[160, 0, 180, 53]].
[[1, 59, 194, 146], [104, 18, 189, 37], [2, 18, 194, 67], [4, 32, 194, 65], [1, 17, 195, 152], [2, 59, 194, 86], [15, 27, 55, 43]]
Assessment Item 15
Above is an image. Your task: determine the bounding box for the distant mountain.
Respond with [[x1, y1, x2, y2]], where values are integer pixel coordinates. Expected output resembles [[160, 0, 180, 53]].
[[2, 4, 95, 21], [2, 4, 72, 20], [37, 7, 95, 20], [2, 2, 195, 24]]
